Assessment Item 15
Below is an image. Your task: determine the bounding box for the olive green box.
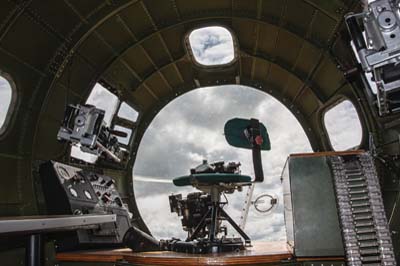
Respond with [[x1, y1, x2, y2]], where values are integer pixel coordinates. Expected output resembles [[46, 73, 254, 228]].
[[283, 155, 344, 257]]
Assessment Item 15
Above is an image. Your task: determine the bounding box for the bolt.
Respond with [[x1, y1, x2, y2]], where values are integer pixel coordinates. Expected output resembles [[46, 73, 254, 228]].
[[369, 38, 374, 46]]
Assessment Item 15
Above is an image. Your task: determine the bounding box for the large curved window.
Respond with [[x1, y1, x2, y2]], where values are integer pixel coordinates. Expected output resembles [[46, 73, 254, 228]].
[[133, 85, 311, 241], [324, 100, 363, 151], [188, 26, 235, 66], [0, 74, 15, 134]]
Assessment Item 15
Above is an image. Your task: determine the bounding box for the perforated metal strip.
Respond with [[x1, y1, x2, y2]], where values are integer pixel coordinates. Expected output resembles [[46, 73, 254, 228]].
[[330, 153, 396, 266]]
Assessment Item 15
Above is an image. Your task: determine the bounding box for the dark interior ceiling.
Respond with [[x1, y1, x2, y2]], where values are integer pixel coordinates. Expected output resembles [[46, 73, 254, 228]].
[[3, 0, 399, 235]]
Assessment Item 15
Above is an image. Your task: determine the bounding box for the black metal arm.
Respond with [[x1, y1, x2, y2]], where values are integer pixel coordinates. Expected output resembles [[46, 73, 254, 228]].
[[246, 118, 264, 182]]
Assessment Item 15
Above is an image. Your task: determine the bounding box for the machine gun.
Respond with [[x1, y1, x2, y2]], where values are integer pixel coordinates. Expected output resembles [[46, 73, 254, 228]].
[[160, 118, 271, 254], [168, 160, 241, 240], [57, 104, 126, 163], [345, 0, 400, 115]]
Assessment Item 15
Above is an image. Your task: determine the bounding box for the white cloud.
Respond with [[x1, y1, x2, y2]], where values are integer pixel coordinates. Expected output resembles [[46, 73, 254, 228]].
[[189, 26, 235, 65]]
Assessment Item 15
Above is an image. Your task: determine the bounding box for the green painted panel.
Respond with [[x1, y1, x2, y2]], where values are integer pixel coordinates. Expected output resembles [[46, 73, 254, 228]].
[[284, 155, 344, 257]]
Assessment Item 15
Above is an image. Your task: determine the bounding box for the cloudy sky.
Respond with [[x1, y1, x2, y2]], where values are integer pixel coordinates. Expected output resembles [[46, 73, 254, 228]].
[[0, 26, 363, 243]]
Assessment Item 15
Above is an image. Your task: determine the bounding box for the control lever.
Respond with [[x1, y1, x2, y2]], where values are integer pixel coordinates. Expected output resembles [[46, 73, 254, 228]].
[[106, 179, 115, 187], [101, 193, 112, 203]]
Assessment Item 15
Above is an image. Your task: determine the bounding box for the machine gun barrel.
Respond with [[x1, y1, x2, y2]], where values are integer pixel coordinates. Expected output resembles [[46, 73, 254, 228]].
[[96, 141, 121, 163]]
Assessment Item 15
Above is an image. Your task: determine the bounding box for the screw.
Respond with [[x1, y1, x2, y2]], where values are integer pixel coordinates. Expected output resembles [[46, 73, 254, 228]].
[[369, 38, 374, 46]]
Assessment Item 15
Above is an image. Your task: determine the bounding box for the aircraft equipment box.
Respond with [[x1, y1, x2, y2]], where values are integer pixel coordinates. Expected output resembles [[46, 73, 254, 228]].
[[282, 152, 345, 257], [39, 161, 132, 251]]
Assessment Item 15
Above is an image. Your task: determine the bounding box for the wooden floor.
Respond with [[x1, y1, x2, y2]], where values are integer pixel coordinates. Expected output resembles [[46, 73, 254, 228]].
[[56, 241, 294, 265]]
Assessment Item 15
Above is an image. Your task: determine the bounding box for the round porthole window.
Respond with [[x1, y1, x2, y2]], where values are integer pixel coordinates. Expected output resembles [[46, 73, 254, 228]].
[[188, 26, 235, 66]]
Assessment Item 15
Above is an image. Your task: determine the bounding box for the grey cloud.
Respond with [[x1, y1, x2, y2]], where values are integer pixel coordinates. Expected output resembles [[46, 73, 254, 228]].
[[118, 102, 139, 122], [189, 27, 234, 65], [133, 137, 214, 179], [86, 83, 119, 125], [324, 100, 362, 150], [133, 85, 311, 241]]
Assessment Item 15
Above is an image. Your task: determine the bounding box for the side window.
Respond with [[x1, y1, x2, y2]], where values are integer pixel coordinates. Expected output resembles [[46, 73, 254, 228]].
[[86, 83, 119, 126], [0, 74, 15, 134], [70, 83, 119, 163], [324, 100, 363, 151], [118, 102, 139, 122]]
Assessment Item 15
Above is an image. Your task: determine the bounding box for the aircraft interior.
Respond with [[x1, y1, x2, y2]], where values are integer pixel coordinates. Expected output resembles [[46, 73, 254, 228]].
[[0, 0, 400, 265]]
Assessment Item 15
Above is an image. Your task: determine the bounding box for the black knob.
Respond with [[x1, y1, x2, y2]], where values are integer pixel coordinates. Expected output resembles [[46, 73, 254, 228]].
[[115, 197, 123, 207], [90, 173, 99, 181], [101, 193, 112, 203], [72, 174, 81, 182], [73, 209, 83, 215], [106, 179, 115, 187]]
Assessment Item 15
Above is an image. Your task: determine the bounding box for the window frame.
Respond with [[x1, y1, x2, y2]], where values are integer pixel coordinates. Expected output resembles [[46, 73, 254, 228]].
[[0, 71, 18, 138]]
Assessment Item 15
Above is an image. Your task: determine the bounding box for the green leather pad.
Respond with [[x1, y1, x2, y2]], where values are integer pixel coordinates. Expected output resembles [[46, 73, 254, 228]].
[[173, 173, 252, 187], [224, 118, 270, 150]]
